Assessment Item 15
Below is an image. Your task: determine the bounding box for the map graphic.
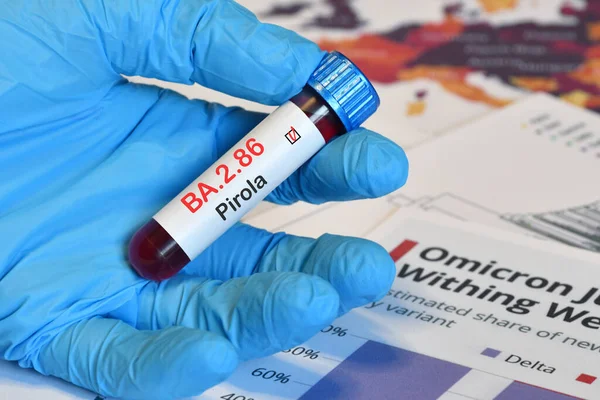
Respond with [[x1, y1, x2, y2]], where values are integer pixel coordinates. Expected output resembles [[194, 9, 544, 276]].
[[262, 0, 600, 117]]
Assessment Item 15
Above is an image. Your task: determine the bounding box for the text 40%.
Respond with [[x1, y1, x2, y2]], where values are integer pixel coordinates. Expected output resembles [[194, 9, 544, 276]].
[[220, 394, 253, 400], [251, 368, 290, 384], [283, 347, 320, 359], [321, 325, 347, 337]]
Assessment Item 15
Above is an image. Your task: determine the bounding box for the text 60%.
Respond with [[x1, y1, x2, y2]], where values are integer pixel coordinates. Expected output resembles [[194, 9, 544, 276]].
[[251, 368, 290, 384]]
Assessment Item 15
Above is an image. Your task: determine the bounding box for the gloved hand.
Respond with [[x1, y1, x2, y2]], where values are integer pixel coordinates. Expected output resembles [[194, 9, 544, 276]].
[[0, 1, 408, 399]]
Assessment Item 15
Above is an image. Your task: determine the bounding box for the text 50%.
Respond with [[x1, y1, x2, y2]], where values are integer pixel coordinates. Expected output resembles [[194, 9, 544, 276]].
[[282, 347, 320, 359]]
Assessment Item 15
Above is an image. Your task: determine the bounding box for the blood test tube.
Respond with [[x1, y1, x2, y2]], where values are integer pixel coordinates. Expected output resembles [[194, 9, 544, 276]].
[[128, 51, 380, 281]]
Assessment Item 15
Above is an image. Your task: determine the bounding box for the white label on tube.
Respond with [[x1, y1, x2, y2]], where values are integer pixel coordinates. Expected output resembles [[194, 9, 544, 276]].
[[153, 101, 326, 259]]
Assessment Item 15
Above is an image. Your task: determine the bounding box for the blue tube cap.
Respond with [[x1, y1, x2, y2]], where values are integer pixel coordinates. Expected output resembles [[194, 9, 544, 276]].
[[307, 51, 380, 132]]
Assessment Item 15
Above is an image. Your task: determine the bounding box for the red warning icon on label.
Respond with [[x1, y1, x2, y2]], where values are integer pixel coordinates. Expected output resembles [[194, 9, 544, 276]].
[[285, 126, 301, 144]]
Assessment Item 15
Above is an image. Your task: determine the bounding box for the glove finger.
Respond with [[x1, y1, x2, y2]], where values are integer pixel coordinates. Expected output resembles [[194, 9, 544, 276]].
[[185, 223, 395, 314], [35, 318, 238, 400], [130, 271, 340, 361], [266, 128, 409, 205], [69, 0, 324, 104]]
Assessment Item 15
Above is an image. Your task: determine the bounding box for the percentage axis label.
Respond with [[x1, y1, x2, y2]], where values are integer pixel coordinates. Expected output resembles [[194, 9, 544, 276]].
[[282, 346, 320, 359], [251, 368, 290, 384], [321, 325, 347, 337], [220, 394, 254, 400]]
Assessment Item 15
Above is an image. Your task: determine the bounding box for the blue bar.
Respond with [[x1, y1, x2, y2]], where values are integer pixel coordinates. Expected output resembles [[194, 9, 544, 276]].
[[496, 381, 578, 400], [299, 341, 470, 400]]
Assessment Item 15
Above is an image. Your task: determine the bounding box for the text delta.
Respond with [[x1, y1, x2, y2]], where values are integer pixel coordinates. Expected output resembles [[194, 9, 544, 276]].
[[505, 354, 555, 374]]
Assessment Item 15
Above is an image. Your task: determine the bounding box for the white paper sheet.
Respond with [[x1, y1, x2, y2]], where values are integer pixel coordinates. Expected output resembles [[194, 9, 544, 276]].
[[195, 210, 600, 400], [242, 198, 398, 238], [390, 92, 600, 253]]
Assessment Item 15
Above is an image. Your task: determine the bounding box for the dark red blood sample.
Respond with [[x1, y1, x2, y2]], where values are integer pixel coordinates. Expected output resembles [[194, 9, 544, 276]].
[[128, 219, 190, 281], [128, 86, 346, 281]]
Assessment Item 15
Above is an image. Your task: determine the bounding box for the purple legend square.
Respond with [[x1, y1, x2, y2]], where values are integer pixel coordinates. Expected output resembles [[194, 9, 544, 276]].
[[481, 348, 501, 358]]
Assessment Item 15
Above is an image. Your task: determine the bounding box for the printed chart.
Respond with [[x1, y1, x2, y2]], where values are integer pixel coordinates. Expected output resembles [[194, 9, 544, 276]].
[[199, 315, 584, 400], [296, 239, 583, 400], [301, 340, 577, 400], [198, 214, 600, 400]]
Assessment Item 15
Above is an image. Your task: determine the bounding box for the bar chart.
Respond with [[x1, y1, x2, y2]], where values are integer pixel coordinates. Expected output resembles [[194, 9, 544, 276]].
[[299, 341, 578, 400]]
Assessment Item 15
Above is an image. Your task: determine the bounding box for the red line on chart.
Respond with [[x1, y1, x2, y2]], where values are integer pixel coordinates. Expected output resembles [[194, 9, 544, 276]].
[[390, 240, 419, 262]]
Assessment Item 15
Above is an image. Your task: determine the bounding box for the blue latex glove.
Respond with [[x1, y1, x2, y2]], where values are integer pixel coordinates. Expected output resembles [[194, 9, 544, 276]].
[[0, 1, 409, 399]]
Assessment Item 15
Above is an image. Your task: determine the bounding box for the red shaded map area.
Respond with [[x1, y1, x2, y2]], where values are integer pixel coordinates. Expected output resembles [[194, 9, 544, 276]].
[[265, 1, 600, 112]]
